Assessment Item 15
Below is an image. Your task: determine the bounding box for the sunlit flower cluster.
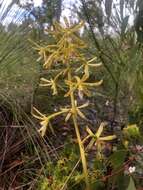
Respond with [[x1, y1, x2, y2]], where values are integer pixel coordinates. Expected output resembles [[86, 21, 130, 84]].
[[32, 18, 105, 137]]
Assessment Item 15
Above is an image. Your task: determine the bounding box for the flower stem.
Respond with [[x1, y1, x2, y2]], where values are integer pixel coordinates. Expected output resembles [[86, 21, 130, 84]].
[[67, 67, 90, 190]]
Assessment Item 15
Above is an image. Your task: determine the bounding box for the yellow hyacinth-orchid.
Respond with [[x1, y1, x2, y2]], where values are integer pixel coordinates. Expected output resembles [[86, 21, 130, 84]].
[[84, 122, 116, 150], [51, 18, 85, 45], [32, 107, 50, 137], [32, 107, 69, 137], [30, 39, 57, 63], [61, 101, 89, 122], [76, 56, 102, 78], [41, 19, 86, 68], [40, 78, 58, 95], [32, 18, 108, 189], [40, 71, 63, 95], [65, 75, 103, 97]]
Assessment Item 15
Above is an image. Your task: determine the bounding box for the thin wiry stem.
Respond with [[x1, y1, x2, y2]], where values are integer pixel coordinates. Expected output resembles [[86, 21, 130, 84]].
[[67, 66, 90, 190]]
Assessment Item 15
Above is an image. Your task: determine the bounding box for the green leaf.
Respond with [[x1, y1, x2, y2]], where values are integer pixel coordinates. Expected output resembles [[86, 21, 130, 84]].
[[91, 181, 105, 190], [109, 150, 127, 169], [116, 175, 129, 190], [126, 177, 136, 190]]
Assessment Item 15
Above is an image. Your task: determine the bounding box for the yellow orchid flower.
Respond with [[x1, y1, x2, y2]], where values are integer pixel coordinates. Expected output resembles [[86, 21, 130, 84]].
[[40, 78, 57, 95], [41, 41, 81, 68], [32, 18, 86, 69], [32, 107, 50, 137], [61, 101, 89, 122], [83, 122, 116, 150], [32, 107, 69, 137], [40, 71, 63, 95], [52, 18, 85, 44], [43, 50, 60, 69], [65, 75, 103, 97], [42, 20, 86, 68], [76, 56, 102, 78], [30, 39, 57, 63]]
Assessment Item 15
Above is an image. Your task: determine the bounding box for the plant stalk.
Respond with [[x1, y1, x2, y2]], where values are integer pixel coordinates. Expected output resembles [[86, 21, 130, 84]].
[[67, 67, 90, 190]]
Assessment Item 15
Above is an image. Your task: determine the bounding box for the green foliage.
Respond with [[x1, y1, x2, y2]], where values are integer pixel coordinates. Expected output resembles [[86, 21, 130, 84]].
[[123, 124, 140, 139], [109, 150, 127, 169], [126, 177, 136, 190], [36, 143, 84, 190], [0, 23, 40, 111]]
